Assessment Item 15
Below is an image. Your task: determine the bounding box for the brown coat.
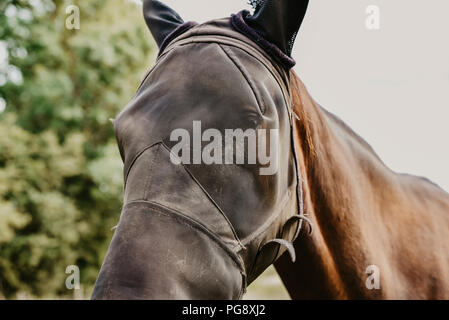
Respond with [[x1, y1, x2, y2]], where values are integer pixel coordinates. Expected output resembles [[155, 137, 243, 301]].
[[275, 72, 449, 299]]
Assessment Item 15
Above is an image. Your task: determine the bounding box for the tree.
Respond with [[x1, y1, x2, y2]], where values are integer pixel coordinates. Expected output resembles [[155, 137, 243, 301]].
[[0, 0, 154, 298]]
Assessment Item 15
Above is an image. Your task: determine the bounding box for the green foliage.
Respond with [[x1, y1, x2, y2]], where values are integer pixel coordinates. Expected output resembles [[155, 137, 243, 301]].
[[0, 0, 154, 298]]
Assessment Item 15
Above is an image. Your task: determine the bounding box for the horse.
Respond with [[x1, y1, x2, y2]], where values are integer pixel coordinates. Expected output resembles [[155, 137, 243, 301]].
[[92, 0, 449, 299]]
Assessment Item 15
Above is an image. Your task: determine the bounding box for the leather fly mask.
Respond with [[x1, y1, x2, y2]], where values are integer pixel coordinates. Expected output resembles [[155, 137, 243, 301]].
[[92, 0, 311, 299]]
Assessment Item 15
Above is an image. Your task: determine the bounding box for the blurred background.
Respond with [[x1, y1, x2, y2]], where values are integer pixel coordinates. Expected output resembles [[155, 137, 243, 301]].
[[0, 0, 447, 299]]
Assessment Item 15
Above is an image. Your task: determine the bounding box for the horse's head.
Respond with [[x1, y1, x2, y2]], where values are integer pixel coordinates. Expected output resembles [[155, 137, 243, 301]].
[[92, 0, 310, 299]]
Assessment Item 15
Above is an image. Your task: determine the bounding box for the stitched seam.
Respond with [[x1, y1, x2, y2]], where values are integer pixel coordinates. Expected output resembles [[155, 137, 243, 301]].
[[247, 241, 279, 282], [124, 141, 162, 189], [160, 36, 290, 111], [160, 142, 244, 249], [124, 200, 246, 279], [142, 144, 159, 200], [124, 142, 244, 249], [158, 22, 198, 56], [240, 193, 290, 246], [134, 52, 171, 95], [238, 273, 247, 299], [218, 44, 265, 115]]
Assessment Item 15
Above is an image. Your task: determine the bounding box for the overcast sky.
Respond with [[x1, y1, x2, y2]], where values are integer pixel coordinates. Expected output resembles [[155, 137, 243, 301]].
[[159, 0, 449, 192]]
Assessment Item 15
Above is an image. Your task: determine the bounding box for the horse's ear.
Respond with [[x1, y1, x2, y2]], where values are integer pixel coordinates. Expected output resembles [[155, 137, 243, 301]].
[[143, 0, 184, 49], [246, 0, 309, 56]]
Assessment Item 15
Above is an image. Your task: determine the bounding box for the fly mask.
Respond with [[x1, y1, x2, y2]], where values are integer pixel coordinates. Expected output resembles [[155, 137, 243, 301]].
[[92, 0, 311, 299]]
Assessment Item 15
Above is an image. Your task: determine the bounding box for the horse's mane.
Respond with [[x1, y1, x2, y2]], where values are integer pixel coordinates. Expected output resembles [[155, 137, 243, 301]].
[[289, 71, 317, 158], [283, 74, 449, 301]]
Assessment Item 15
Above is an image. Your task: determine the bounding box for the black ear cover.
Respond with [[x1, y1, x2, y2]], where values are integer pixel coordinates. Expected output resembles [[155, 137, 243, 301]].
[[246, 0, 309, 56], [143, 0, 185, 48]]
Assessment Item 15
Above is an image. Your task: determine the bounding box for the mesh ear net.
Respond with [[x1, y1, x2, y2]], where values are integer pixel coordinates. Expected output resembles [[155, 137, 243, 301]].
[[248, 0, 265, 10], [288, 31, 297, 55]]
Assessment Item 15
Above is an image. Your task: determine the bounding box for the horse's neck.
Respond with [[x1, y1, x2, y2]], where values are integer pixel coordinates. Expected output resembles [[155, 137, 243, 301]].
[[280, 73, 449, 299], [282, 74, 398, 299]]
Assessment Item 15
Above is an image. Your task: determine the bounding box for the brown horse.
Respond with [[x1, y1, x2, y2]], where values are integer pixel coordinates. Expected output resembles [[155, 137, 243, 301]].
[[275, 73, 449, 299], [92, 1, 449, 299]]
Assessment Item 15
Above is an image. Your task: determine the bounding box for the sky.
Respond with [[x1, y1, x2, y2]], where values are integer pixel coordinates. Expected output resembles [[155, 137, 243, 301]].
[[158, 0, 449, 192]]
